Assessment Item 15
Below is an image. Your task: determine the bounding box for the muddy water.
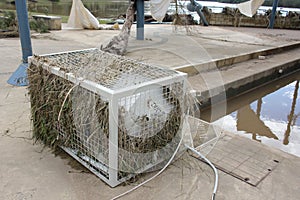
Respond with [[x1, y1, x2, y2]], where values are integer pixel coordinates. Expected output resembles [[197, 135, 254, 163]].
[[201, 71, 300, 157], [0, 0, 129, 18]]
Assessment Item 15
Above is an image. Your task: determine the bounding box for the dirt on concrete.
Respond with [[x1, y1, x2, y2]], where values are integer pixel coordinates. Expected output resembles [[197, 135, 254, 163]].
[[1, 24, 300, 200]]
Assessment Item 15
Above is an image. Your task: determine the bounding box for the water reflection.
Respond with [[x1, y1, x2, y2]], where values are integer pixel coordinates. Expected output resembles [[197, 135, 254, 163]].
[[283, 80, 299, 145], [236, 104, 278, 142], [201, 71, 300, 157]]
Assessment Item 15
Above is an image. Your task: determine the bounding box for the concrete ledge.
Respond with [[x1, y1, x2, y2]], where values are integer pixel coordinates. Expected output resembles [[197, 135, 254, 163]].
[[175, 42, 300, 76], [188, 47, 300, 107], [32, 15, 62, 30]]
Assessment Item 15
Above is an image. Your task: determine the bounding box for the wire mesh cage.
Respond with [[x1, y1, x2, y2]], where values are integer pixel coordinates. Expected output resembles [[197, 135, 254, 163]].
[[28, 48, 187, 187]]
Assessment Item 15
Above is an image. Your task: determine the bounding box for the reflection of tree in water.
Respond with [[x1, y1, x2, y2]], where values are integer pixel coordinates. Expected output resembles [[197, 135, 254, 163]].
[[292, 112, 299, 126], [236, 103, 278, 142], [283, 80, 299, 145], [236, 80, 299, 145], [256, 98, 262, 118]]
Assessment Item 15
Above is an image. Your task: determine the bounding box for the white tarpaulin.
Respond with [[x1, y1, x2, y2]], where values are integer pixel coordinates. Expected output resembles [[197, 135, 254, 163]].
[[150, 0, 172, 22], [67, 0, 100, 29], [237, 0, 265, 17]]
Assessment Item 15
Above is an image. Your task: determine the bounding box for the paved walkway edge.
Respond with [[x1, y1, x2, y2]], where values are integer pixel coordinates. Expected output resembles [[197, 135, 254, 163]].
[[175, 42, 300, 76], [191, 47, 300, 106]]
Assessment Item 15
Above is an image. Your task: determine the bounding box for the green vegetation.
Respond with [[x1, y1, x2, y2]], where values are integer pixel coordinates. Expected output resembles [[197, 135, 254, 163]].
[[0, 10, 61, 34], [29, 18, 49, 33], [59, 15, 69, 23], [99, 18, 115, 24], [0, 10, 17, 31]]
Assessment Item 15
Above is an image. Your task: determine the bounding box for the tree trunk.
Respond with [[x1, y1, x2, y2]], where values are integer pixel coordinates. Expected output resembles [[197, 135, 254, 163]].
[[101, 2, 136, 55]]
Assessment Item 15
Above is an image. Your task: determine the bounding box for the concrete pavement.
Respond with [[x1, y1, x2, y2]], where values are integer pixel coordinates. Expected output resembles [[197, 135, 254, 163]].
[[1, 24, 300, 200]]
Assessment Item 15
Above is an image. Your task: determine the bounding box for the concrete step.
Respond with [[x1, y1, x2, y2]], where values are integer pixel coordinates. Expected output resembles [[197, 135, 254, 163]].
[[176, 41, 300, 76], [187, 47, 300, 106]]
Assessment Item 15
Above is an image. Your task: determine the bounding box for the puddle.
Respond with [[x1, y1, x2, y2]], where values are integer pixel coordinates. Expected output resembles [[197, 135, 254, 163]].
[[201, 71, 300, 157]]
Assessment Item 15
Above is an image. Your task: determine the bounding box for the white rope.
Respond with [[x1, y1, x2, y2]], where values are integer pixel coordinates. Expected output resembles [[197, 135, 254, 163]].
[[110, 90, 219, 200], [111, 132, 184, 200], [186, 145, 219, 200]]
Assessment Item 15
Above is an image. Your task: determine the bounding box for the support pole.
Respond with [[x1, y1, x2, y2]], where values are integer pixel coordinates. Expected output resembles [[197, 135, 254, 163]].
[[7, 0, 33, 86], [187, 0, 209, 26], [269, 0, 279, 29], [136, 0, 144, 40]]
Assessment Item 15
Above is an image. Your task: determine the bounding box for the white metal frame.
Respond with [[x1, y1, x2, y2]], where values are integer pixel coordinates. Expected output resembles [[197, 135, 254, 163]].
[[28, 49, 187, 187]]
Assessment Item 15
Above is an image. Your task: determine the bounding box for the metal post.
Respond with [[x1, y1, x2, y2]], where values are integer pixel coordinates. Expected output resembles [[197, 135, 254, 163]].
[[269, 0, 279, 29], [136, 0, 144, 40], [7, 0, 33, 86], [187, 0, 209, 26]]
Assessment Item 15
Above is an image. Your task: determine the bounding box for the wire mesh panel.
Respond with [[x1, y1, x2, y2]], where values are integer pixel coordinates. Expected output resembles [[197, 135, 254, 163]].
[[117, 82, 184, 179], [28, 48, 187, 187]]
